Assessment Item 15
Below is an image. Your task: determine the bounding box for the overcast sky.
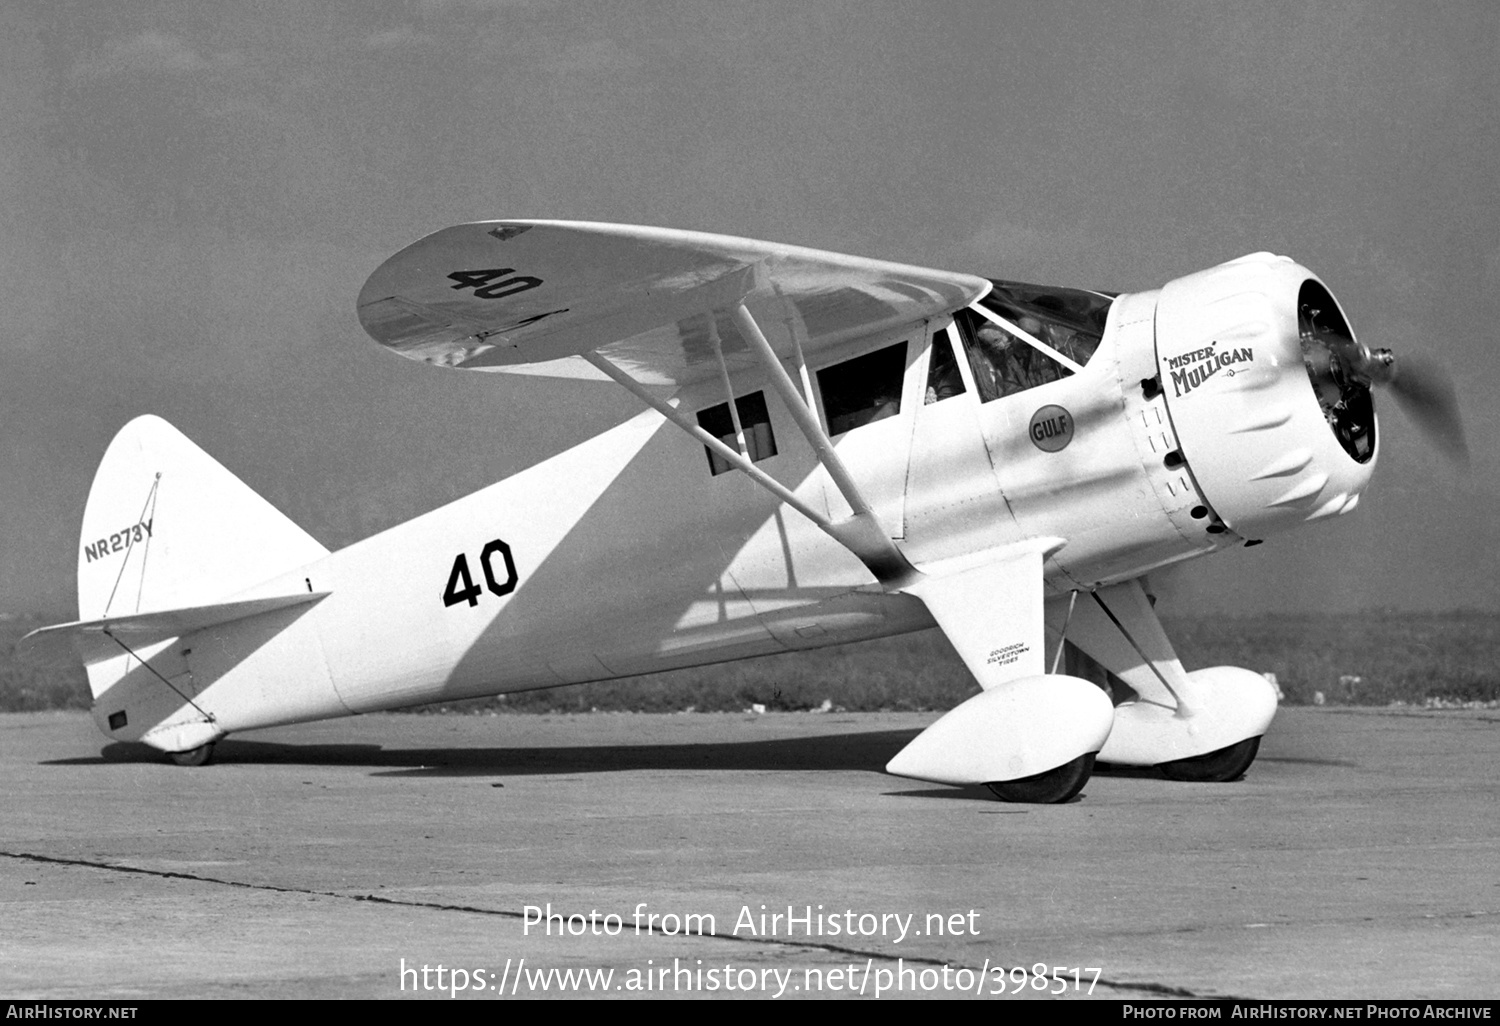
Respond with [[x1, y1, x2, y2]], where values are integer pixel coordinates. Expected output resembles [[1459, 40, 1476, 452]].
[[2, 1, 1496, 617]]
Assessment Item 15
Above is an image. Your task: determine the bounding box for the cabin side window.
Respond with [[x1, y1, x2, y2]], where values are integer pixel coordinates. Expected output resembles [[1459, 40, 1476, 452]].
[[697, 391, 778, 476], [953, 308, 1071, 402], [925, 328, 967, 404], [817, 341, 908, 435]]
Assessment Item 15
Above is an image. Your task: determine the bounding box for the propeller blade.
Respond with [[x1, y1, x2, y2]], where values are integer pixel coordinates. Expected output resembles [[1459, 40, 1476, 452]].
[[1382, 352, 1469, 465]]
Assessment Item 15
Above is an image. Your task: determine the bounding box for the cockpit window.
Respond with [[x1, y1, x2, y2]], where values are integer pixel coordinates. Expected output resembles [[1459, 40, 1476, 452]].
[[925, 329, 966, 404], [953, 308, 1070, 402], [979, 280, 1113, 367], [818, 341, 908, 434], [698, 390, 778, 475]]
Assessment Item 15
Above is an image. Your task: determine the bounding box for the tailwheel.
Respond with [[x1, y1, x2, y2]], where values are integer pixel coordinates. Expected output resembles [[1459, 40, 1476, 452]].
[[169, 742, 215, 767], [986, 752, 1095, 804], [1157, 736, 1260, 782]]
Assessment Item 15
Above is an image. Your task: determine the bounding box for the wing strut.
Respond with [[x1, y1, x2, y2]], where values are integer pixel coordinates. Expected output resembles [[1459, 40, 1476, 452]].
[[583, 300, 918, 588], [707, 321, 751, 460], [725, 303, 917, 585], [581, 348, 830, 530], [770, 282, 820, 411], [730, 305, 860, 520]]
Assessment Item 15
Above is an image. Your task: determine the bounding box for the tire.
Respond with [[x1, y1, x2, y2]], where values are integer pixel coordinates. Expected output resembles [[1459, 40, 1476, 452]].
[[169, 742, 215, 767], [1157, 736, 1260, 782], [986, 752, 1095, 803]]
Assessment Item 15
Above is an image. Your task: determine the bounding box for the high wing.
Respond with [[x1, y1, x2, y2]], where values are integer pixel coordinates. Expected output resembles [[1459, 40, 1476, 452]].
[[356, 220, 989, 385], [359, 220, 989, 587]]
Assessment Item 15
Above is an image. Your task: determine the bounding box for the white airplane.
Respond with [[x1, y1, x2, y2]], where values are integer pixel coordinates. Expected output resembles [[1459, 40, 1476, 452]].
[[24, 221, 1465, 801]]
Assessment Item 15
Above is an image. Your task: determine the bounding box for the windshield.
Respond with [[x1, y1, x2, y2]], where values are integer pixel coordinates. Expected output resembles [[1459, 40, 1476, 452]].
[[977, 280, 1114, 367]]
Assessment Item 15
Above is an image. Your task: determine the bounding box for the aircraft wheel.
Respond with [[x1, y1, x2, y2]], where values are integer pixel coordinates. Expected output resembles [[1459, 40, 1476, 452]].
[[169, 742, 215, 767], [986, 752, 1095, 804], [1157, 736, 1260, 782]]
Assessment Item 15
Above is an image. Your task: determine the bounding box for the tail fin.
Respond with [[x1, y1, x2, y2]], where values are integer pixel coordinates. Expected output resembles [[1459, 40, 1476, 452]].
[[74, 415, 329, 698]]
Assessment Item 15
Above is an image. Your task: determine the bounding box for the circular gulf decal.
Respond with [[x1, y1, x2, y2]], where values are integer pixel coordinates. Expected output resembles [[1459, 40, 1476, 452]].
[[1029, 405, 1073, 452]]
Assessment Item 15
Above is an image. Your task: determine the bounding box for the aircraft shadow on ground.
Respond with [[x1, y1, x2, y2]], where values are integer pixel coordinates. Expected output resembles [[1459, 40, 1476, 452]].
[[45, 730, 1267, 805], [58, 728, 930, 776]]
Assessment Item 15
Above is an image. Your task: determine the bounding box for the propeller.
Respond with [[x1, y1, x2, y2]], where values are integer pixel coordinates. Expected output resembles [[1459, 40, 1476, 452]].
[[1342, 344, 1469, 465], [1299, 292, 1468, 465]]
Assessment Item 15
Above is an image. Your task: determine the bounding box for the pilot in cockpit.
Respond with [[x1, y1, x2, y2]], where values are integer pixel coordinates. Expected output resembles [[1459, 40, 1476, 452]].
[[975, 322, 1029, 394]]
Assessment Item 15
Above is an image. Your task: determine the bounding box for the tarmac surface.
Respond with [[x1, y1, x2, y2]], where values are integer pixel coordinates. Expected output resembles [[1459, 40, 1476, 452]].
[[2, 706, 1497, 1000]]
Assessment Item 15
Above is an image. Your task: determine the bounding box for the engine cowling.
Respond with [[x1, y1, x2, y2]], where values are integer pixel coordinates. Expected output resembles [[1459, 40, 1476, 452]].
[[1154, 253, 1376, 541]]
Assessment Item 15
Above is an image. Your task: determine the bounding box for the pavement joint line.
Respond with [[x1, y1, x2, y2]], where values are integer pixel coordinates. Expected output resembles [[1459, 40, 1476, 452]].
[[2, 848, 1211, 998]]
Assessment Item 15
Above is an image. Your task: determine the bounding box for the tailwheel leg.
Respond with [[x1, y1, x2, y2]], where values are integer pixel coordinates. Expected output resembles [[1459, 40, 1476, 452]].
[[1157, 736, 1260, 782], [169, 742, 215, 767], [986, 752, 1096, 804]]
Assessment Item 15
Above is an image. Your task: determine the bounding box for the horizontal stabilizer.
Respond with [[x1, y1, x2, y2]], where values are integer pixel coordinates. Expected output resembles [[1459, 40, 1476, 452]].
[[22, 592, 329, 663]]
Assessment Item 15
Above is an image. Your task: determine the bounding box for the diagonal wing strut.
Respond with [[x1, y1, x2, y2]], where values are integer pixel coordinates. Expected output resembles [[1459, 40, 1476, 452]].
[[583, 297, 917, 589]]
